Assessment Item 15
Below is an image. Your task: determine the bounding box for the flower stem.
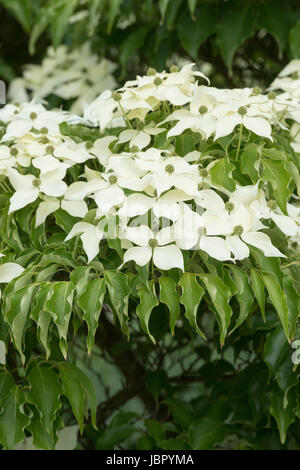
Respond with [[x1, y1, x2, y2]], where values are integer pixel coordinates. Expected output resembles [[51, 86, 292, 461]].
[[235, 123, 243, 160]]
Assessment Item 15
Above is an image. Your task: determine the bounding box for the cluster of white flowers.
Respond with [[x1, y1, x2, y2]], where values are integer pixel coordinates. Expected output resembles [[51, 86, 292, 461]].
[[8, 43, 117, 114], [1, 62, 300, 280]]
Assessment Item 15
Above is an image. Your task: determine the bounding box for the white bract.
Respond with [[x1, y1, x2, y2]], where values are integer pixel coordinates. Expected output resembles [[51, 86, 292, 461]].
[[2, 61, 300, 269]]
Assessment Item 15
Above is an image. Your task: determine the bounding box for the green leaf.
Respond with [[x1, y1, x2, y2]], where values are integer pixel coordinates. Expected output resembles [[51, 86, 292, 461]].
[[0, 369, 14, 398], [30, 283, 53, 359], [290, 18, 300, 58], [250, 268, 265, 321], [187, 0, 197, 18], [5, 284, 36, 363], [259, 0, 293, 56], [159, 276, 181, 334], [0, 386, 30, 449], [44, 282, 75, 358], [240, 143, 260, 183], [104, 271, 130, 336], [159, 0, 170, 21], [145, 419, 165, 445], [0, 340, 5, 364], [261, 273, 290, 341], [146, 370, 168, 399], [216, 1, 256, 71], [188, 416, 226, 450], [177, 4, 216, 59], [78, 277, 106, 353], [270, 387, 295, 444], [107, 0, 122, 33], [27, 364, 62, 434], [57, 363, 97, 433], [0, 57, 15, 81], [119, 25, 151, 74], [136, 280, 158, 344], [178, 272, 206, 338], [229, 266, 254, 331], [96, 424, 136, 450], [50, 0, 78, 48], [29, 2, 54, 55], [261, 158, 292, 213], [0, 0, 31, 32], [198, 273, 233, 345], [210, 157, 236, 192], [283, 276, 300, 340]]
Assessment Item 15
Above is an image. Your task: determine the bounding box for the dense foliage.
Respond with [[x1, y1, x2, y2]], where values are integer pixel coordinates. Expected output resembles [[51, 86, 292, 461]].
[[2, 0, 300, 88]]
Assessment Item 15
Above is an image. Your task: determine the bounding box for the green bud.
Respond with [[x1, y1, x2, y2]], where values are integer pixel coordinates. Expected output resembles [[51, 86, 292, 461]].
[[154, 77, 162, 86], [112, 91, 122, 102], [252, 86, 261, 95], [148, 238, 158, 248], [46, 145, 54, 154], [233, 225, 243, 236], [165, 164, 175, 174], [199, 168, 208, 177], [30, 112, 37, 120], [109, 175, 118, 185], [147, 67, 156, 76], [268, 91, 276, 100], [170, 65, 179, 73], [267, 199, 277, 210], [225, 202, 235, 212], [10, 147, 18, 156], [199, 105, 208, 115], [39, 136, 49, 144], [130, 145, 139, 153], [32, 178, 41, 187], [85, 141, 93, 149], [292, 71, 299, 80], [40, 127, 48, 134], [238, 106, 247, 116]]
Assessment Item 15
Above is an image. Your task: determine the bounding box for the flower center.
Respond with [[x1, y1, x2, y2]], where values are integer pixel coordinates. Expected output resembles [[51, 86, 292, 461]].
[[292, 71, 299, 80], [165, 164, 175, 174], [112, 91, 121, 102], [109, 175, 118, 185], [233, 225, 243, 236], [148, 238, 158, 248], [10, 147, 18, 156], [267, 199, 277, 210], [252, 87, 261, 95], [198, 167, 208, 177], [154, 77, 162, 86], [39, 136, 49, 144], [225, 202, 234, 212], [130, 145, 139, 153], [199, 105, 208, 114], [40, 127, 48, 134], [238, 106, 247, 116], [85, 141, 93, 149], [32, 178, 41, 187], [170, 65, 179, 73], [147, 67, 156, 76], [46, 145, 54, 154]]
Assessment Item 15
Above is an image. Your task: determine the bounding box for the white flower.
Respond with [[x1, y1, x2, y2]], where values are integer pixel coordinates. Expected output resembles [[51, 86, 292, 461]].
[[118, 123, 165, 150], [123, 225, 184, 270], [65, 221, 105, 263], [7, 167, 67, 213]]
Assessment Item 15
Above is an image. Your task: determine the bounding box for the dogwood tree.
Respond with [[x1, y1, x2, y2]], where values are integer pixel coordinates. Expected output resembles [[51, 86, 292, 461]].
[[0, 62, 300, 449]]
